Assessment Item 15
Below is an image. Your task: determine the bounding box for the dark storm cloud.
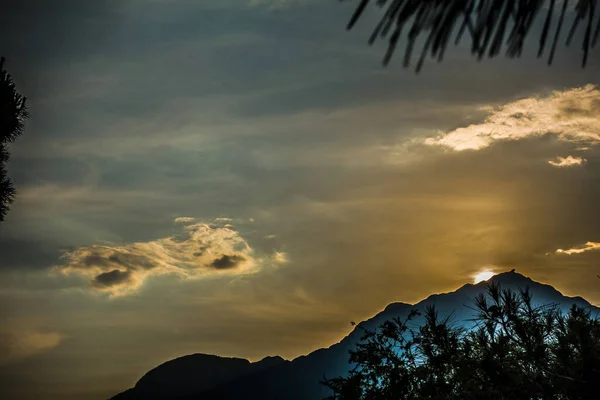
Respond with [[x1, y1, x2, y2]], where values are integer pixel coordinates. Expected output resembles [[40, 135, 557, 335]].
[[211, 255, 245, 269], [92, 269, 132, 288]]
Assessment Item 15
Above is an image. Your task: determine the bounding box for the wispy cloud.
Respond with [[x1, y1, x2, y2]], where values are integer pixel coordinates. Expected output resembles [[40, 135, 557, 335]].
[[174, 217, 195, 223], [548, 155, 586, 167], [51, 219, 268, 297], [273, 251, 289, 264], [0, 329, 62, 365], [556, 241, 600, 255], [424, 85, 600, 151]]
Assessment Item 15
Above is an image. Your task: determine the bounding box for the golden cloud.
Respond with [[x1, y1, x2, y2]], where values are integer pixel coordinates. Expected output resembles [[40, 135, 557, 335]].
[[273, 251, 289, 264], [51, 219, 269, 297], [424, 85, 600, 151], [174, 216, 195, 223], [556, 241, 600, 255], [548, 155, 586, 167]]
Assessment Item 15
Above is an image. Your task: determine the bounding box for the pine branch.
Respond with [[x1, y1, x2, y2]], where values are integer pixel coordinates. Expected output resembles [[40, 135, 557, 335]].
[[343, 0, 600, 71]]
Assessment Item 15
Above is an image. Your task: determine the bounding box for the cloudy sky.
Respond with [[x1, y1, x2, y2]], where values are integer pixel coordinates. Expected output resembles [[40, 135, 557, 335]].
[[1, 1, 600, 399]]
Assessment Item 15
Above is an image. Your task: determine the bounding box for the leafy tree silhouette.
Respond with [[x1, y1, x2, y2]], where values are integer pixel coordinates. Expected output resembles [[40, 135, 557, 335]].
[[343, 0, 600, 72], [0, 57, 28, 223], [323, 283, 600, 399]]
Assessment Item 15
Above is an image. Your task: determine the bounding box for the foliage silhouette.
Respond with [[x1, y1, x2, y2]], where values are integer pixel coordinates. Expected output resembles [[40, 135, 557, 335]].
[[0, 57, 28, 223], [343, 0, 600, 71], [323, 283, 600, 399]]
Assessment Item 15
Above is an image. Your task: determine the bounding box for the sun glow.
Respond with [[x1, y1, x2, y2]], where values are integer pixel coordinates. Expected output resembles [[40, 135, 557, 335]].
[[474, 270, 495, 284]]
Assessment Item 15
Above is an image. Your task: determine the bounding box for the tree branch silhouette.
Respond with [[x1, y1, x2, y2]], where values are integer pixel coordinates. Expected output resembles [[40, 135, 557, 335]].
[[323, 283, 600, 399], [0, 57, 28, 223], [343, 0, 600, 72]]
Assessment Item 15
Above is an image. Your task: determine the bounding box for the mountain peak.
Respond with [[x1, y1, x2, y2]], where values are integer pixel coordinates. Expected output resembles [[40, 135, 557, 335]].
[[254, 355, 288, 368], [488, 269, 533, 285], [455, 269, 592, 311], [383, 301, 412, 313], [454, 269, 539, 294]]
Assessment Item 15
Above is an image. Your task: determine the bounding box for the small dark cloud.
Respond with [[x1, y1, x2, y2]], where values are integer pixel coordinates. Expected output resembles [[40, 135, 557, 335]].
[[210, 255, 245, 270], [92, 269, 132, 288]]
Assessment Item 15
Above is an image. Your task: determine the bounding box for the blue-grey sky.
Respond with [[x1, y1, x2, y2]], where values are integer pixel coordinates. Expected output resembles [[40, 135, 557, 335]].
[[1, 1, 600, 399]]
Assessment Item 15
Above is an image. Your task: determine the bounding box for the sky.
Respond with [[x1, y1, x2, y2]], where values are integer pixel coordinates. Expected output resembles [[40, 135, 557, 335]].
[[1, 1, 600, 399]]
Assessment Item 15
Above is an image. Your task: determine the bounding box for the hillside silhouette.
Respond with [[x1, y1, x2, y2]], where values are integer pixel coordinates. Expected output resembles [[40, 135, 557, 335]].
[[110, 271, 596, 400]]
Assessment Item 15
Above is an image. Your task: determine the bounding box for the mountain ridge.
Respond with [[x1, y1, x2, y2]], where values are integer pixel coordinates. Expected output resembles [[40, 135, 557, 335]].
[[110, 270, 596, 400]]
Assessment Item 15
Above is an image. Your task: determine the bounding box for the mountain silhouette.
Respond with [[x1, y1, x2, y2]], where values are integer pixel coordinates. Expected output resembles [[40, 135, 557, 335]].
[[110, 354, 288, 399], [110, 271, 596, 400]]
